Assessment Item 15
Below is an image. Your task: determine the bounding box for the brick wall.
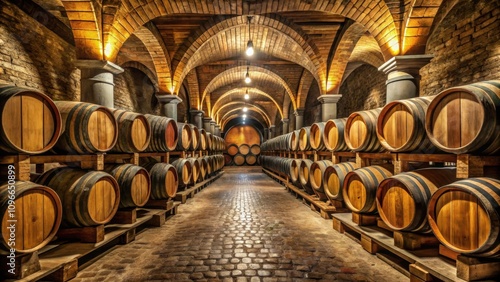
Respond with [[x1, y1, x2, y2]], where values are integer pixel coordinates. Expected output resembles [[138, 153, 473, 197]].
[[303, 81, 322, 126], [0, 0, 79, 101], [114, 67, 160, 115], [421, 0, 500, 96], [338, 65, 386, 118]]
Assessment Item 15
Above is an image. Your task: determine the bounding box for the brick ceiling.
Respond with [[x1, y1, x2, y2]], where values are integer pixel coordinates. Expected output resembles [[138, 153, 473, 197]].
[[39, 0, 446, 129]]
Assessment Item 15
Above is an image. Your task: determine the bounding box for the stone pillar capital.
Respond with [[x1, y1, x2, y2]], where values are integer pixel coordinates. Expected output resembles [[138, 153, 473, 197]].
[[156, 94, 182, 105], [317, 94, 342, 104], [293, 108, 305, 116], [76, 60, 124, 74], [281, 118, 289, 123], [210, 120, 216, 125], [203, 117, 213, 122], [189, 109, 204, 115], [378, 55, 434, 76]]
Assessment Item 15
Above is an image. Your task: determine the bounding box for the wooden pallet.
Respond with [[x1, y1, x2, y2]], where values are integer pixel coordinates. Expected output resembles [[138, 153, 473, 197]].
[[286, 183, 348, 219], [174, 171, 224, 204], [1, 206, 176, 282], [263, 168, 348, 219], [393, 153, 500, 178], [332, 213, 500, 281]]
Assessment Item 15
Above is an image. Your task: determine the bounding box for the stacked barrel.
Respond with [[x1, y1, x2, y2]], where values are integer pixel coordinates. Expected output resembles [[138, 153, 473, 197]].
[[261, 80, 500, 259], [225, 143, 261, 166], [0, 85, 225, 255]]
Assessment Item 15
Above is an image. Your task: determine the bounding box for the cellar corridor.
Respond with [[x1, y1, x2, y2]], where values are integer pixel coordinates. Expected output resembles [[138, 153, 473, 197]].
[[72, 167, 405, 282]]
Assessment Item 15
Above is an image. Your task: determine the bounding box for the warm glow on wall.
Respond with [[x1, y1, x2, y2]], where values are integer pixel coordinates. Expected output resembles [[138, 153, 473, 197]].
[[104, 42, 114, 60], [388, 37, 400, 55]]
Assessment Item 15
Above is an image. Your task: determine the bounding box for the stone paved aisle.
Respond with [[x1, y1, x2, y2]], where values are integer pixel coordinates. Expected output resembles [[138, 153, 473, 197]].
[[73, 167, 406, 282]]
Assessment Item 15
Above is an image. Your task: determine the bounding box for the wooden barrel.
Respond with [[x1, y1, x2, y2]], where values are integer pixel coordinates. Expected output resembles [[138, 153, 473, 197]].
[[176, 123, 192, 151], [111, 109, 151, 153], [0, 85, 62, 154], [250, 144, 261, 155], [428, 178, 500, 257], [245, 154, 257, 165], [239, 144, 250, 155], [36, 168, 120, 227], [323, 162, 357, 202], [310, 122, 327, 151], [205, 132, 213, 151], [345, 108, 384, 152], [233, 153, 246, 166], [290, 130, 300, 151], [227, 144, 239, 156], [425, 80, 500, 154], [198, 157, 209, 179], [323, 118, 349, 151], [342, 164, 393, 214], [298, 159, 315, 194], [0, 181, 62, 254], [376, 168, 457, 233], [171, 158, 192, 187], [224, 153, 233, 166], [199, 128, 208, 150], [105, 164, 151, 207], [310, 160, 333, 200], [53, 101, 118, 154], [377, 96, 437, 153], [186, 157, 201, 184], [189, 124, 201, 151], [145, 115, 178, 152], [289, 159, 302, 184], [203, 156, 213, 175], [299, 126, 312, 151], [139, 158, 176, 198]]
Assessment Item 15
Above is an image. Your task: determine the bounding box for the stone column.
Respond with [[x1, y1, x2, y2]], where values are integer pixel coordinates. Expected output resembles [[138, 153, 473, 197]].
[[214, 125, 221, 137], [77, 60, 124, 108], [210, 121, 216, 135], [263, 128, 268, 140], [156, 94, 183, 120], [190, 110, 204, 129], [281, 118, 290, 134], [317, 94, 342, 122], [203, 117, 212, 133], [378, 55, 433, 104], [294, 108, 305, 130], [269, 125, 276, 139]]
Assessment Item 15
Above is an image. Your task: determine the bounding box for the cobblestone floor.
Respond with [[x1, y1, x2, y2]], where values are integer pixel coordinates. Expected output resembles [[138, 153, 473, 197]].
[[73, 166, 406, 282]]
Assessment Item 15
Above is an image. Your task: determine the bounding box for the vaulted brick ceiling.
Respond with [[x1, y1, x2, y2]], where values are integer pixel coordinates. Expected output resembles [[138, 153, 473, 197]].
[[44, 0, 447, 129]]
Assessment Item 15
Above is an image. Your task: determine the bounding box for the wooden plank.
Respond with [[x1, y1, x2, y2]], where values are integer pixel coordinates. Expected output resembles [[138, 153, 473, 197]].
[[439, 245, 459, 261], [393, 231, 440, 250], [0, 252, 41, 279], [352, 212, 378, 226], [56, 225, 105, 243], [45, 259, 78, 282], [361, 234, 380, 254], [110, 208, 137, 224], [410, 264, 434, 282], [456, 255, 500, 281]]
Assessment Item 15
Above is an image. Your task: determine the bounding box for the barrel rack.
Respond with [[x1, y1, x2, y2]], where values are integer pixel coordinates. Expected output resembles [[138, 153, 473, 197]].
[[0, 150, 225, 281], [261, 149, 500, 281]]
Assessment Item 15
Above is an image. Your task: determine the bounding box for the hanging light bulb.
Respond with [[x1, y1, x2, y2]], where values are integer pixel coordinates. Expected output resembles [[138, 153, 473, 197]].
[[243, 114, 247, 118], [244, 89, 250, 100], [246, 40, 254, 56], [243, 107, 248, 112], [244, 67, 251, 84], [246, 16, 254, 57]]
